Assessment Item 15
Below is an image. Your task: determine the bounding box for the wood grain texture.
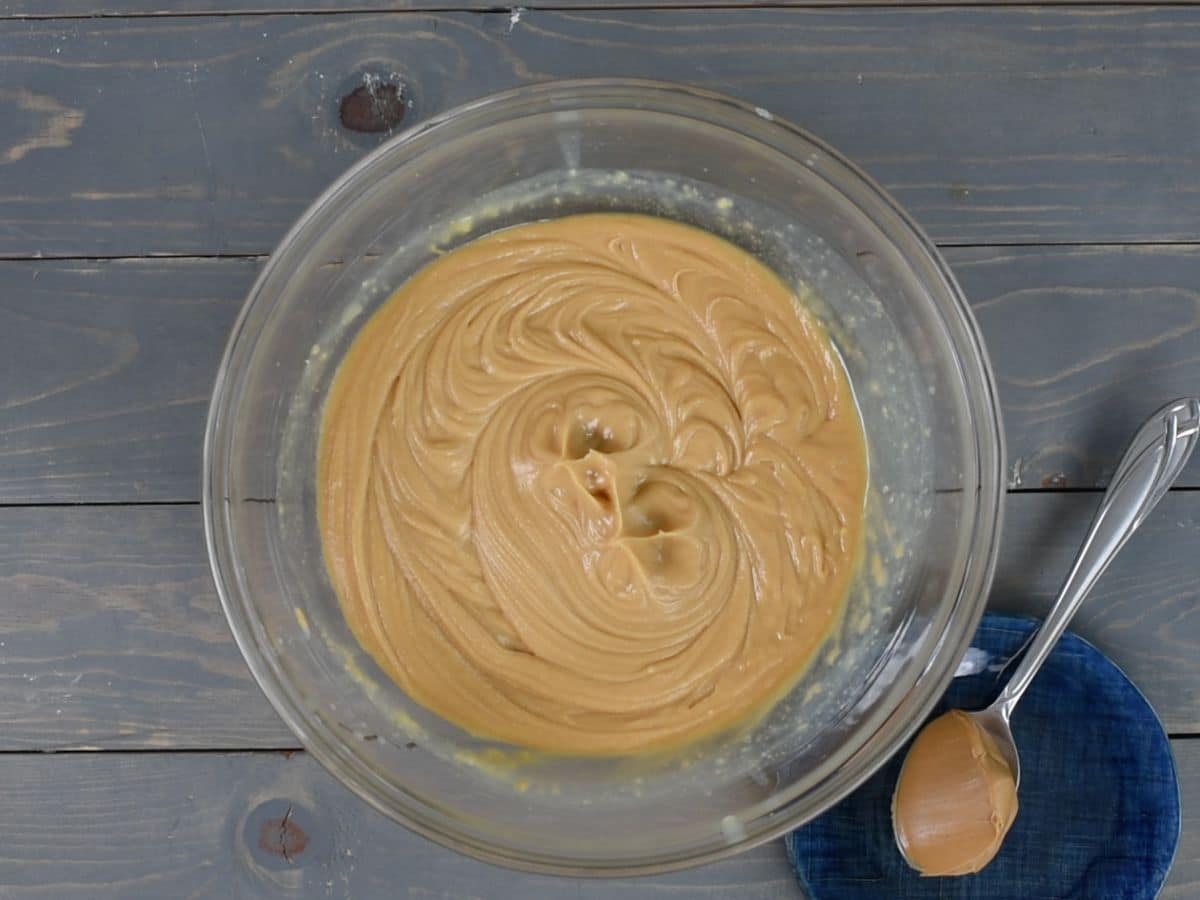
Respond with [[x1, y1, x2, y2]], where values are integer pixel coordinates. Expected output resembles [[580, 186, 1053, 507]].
[[0, 743, 1189, 898], [0, 505, 285, 749], [6, 245, 1200, 502], [0, 258, 252, 502], [1167, 740, 1200, 898], [0, 491, 1195, 751], [0, 749, 799, 898], [1, 3, 1195, 895], [951, 244, 1200, 491], [4, 8, 1200, 255], [6, 1, 1196, 20], [989, 492, 1200, 735]]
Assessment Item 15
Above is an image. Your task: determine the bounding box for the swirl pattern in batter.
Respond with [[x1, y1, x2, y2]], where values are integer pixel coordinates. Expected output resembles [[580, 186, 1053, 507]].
[[319, 213, 867, 754]]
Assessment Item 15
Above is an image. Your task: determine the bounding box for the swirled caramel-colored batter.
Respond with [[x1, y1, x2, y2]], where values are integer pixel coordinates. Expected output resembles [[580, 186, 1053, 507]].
[[319, 213, 867, 754]]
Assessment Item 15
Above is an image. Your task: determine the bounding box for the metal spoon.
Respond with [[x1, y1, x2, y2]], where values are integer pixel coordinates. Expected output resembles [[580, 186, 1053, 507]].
[[894, 396, 1200, 869]]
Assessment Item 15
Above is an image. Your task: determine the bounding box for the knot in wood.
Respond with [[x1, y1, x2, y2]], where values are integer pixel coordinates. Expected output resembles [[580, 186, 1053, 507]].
[[340, 76, 406, 134]]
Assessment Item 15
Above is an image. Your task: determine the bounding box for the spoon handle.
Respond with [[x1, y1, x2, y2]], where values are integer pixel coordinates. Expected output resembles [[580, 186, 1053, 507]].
[[991, 398, 1200, 721]]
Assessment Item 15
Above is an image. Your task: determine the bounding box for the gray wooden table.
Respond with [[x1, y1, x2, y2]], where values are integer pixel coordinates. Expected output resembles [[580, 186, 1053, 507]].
[[1, 2, 1198, 897]]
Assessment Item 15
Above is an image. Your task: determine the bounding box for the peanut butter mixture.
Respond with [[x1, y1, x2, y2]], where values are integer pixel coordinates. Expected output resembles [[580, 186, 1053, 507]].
[[318, 213, 867, 754]]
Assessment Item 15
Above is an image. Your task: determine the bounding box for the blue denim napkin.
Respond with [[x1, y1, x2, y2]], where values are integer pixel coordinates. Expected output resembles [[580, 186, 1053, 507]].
[[786, 613, 1180, 899]]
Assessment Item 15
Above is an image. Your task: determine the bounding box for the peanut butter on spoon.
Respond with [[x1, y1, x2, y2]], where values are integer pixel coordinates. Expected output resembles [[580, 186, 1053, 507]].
[[892, 709, 1017, 876]]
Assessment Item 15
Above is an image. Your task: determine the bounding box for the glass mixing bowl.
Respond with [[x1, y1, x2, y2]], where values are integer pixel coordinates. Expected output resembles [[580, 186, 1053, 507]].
[[204, 79, 1004, 875]]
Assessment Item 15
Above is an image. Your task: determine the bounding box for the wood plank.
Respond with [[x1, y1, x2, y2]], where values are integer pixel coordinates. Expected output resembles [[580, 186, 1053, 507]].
[[0, 749, 799, 898], [6, 245, 1200, 503], [6, 0, 1195, 17], [1167, 740, 1200, 899], [0, 742, 1189, 898], [0, 258, 253, 503], [0, 505, 287, 749], [950, 244, 1200, 491], [989, 492, 1200, 736], [4, 8, 1200, 255], [0, 491, 1195, 751]]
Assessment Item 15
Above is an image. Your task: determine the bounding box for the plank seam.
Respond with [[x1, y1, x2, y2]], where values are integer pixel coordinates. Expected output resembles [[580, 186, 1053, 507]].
[[0, 747, 303, 755], [10, 241, 1200, 264], [0, 736, 1194, 754], [7, 2, 1200, 23]]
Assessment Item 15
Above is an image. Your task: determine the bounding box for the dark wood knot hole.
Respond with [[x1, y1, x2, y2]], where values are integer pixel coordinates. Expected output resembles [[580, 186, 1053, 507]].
[[244, 799, 316, 870], [340, 78, 406, 134]]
